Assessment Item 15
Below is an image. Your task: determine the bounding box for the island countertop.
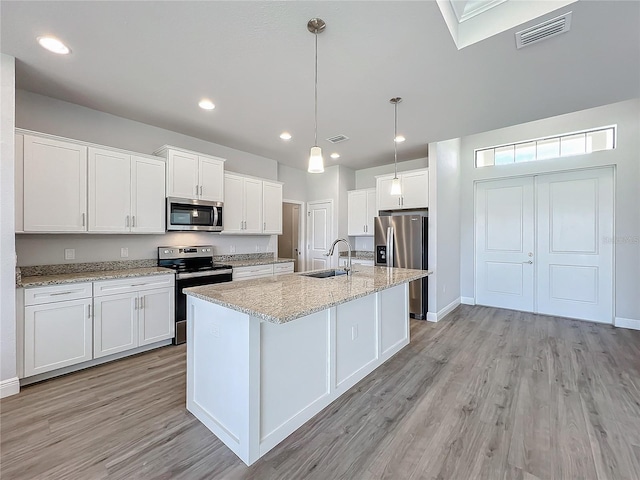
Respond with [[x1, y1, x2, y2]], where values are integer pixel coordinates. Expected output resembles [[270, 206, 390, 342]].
[[184, 265, 431, 324]]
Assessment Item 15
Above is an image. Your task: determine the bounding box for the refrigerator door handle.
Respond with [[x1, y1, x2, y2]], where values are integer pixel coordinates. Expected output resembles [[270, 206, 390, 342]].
[[387, 226, 394, 268]]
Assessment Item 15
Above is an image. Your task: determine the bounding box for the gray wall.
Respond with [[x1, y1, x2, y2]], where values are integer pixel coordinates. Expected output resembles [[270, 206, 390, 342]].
[[14, 90, 282, 266], [460, 98, 640, 322], [1, 54, 17, 390], [278, 164, 307, 203], [427, 138, 461, 317], [355, 157, 428, 189], [16, 90, 278, 180]]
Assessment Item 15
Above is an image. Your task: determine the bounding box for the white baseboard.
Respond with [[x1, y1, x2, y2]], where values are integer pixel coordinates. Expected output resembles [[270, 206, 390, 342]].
[[615, 317, 640, 331], [427, 297, 461, 323], [0, 377, 20, 398], [461, 297, 475, 305]]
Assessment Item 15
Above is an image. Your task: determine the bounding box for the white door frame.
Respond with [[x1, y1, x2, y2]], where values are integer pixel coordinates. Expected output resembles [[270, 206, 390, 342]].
[[282, 198, 306, 272], [473, 166, 616, 321], [306, 199, 334, 271]]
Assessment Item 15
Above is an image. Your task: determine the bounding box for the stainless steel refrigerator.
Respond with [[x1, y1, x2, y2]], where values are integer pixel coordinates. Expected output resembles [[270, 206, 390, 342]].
[[374, 214, 428, 319]]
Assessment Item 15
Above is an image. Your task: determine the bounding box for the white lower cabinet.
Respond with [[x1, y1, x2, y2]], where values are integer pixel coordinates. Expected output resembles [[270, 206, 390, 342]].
[[339, 258, 374, 267], [23, 283, 93, 377], [93, 292, 138, 358], [273, 262, 294, 275], [93, 275, 174, 357], [232, 264, 274, 281], [233, 262, 295, 281], [22, 275, 174, 379]]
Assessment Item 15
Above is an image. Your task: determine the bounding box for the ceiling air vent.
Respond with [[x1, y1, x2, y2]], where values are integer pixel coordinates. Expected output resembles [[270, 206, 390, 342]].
[[326, 134, 349, 144], [515, 12, 572, 49]]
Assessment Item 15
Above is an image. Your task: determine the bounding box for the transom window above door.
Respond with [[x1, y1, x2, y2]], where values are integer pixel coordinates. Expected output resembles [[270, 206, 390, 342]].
[[475, 126, 616, 168]]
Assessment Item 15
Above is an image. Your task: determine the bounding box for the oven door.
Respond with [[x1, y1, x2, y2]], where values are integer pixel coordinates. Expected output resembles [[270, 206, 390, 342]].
[[174, 270, 233, 344], [167, 197, 223, 232]]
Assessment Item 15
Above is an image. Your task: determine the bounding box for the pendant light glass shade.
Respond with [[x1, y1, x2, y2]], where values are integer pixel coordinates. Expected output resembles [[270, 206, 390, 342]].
[[307, 18, 326, 173], [390, 177, 402, 195], [308, 146, 324, 173]]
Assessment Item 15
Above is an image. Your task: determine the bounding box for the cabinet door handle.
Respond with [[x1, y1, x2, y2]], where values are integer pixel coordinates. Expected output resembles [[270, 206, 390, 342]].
[[264, 222, 266, 230], [200, 185, 203, 196], [126, 215, 130, 227], [82, 212, 86, 226], [196, 184, 199, 196], [140, 296, 145, 309], [134, 297, 138, 310], [88, 304, 92, 318], [398, 198, 401, 206], [132, 216, 136, 227]]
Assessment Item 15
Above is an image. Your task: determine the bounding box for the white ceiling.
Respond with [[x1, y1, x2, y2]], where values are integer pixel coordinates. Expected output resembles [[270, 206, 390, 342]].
[[1, 1, 638, 171]]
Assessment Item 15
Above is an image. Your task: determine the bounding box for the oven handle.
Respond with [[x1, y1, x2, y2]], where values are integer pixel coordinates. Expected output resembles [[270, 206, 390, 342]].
[[176, 269, 233, 280]]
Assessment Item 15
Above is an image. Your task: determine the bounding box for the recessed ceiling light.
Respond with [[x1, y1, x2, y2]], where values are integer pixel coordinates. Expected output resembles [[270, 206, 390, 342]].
[[395, 135, 406, 143], [279, 132, 292, 140], [198, 99, 215, 110], [330, 153, 340, 159], [37, 36, 70, 55]]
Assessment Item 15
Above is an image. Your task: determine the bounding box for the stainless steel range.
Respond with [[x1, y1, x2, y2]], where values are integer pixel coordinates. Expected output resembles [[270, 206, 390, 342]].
[[158, 245, 232, 344]]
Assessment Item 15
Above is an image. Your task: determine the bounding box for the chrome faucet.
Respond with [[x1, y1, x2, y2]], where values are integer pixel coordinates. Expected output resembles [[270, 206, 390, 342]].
[[325, 238, 353, 275]]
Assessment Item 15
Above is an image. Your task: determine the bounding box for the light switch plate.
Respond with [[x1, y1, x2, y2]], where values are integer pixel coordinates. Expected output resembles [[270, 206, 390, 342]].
[[120, 247, 129, 258], [64, 248, 75, 260]]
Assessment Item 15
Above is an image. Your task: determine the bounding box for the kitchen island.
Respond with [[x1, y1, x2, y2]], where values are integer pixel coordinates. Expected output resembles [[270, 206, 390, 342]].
[[183, 265, 431, 465]]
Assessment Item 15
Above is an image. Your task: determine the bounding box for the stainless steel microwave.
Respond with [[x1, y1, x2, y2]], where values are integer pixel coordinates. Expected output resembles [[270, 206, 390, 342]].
[[166, 197, 223, 232]]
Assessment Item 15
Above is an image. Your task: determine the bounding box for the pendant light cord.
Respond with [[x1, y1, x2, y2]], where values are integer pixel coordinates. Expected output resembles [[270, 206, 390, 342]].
[[314, 31, 318, 147], [394, 101, 398, 179]]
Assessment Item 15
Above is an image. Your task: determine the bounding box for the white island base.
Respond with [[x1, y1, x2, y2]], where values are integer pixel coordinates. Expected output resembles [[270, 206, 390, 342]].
[[186, 283, 410, 466]]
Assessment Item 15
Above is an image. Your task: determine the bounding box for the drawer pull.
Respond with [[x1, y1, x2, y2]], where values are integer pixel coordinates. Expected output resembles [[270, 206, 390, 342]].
[[49, 291, 76, 296]]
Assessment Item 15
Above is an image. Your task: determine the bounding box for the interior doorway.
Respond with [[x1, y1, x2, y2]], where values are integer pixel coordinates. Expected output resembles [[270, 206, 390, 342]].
[[278, 201, 304, 271], [475, 167, 614, 324], [307, 199, 333, 271]]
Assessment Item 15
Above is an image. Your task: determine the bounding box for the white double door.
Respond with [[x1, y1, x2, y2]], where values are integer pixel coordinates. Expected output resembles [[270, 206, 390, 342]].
[[475, 167, 614, 323]]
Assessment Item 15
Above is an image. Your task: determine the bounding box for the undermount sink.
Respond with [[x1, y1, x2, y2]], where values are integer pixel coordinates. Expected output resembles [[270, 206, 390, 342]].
[[302, 269, 348, 279]]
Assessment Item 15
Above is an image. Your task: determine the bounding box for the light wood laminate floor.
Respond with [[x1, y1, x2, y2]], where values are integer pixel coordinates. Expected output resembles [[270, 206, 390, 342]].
[[2, 305, 640, 479]]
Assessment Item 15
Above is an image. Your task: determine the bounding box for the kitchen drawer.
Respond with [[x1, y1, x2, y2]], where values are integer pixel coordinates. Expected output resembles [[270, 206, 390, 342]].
[[273, 262, 294, 274], [25, 282, 93, 306], [233, 264, 274, 281], [94, 274, 174, 297]]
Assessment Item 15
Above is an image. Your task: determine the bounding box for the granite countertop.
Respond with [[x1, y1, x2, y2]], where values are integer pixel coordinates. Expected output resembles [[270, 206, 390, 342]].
[[184, 265, 431, 324], [222, 258, 296, 268], [19, 267, 175, 288]]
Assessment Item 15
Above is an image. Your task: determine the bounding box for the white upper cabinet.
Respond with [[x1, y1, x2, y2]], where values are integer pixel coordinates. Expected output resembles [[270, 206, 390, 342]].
[[15, 133, 24, 233], [223, 173, 263, 234], [88, 148, 131, 233], [376, 168, 429, 211], [88, 148, 166, 234], [23, 135, 88, 232], [20, 132, 165, 234], [223, 174, 282, 235], [243, 177, 263, 233], [198, 157, 225, 202], [131, 156, 166, 233], [262, 181, 283, 234], [157, 146, 225, 202], [347, 188, 376, 236]]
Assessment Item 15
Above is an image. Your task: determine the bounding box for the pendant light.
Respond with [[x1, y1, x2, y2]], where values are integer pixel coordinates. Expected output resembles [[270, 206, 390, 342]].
[[390, 97, 402, 195], [307, 18, 326, 173]]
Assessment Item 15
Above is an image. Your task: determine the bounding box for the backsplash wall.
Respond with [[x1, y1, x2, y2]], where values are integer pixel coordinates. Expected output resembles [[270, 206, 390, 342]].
[[15, 233, 276, 266]]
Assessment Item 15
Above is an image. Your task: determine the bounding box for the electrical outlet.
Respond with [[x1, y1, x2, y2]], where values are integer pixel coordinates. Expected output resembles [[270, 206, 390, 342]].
[[120, 247, 129, 258], [351, 324, 358, 340], [229, 245, 236, 253], [255, 245, 260, 252], [64, 248, 75, 260]]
